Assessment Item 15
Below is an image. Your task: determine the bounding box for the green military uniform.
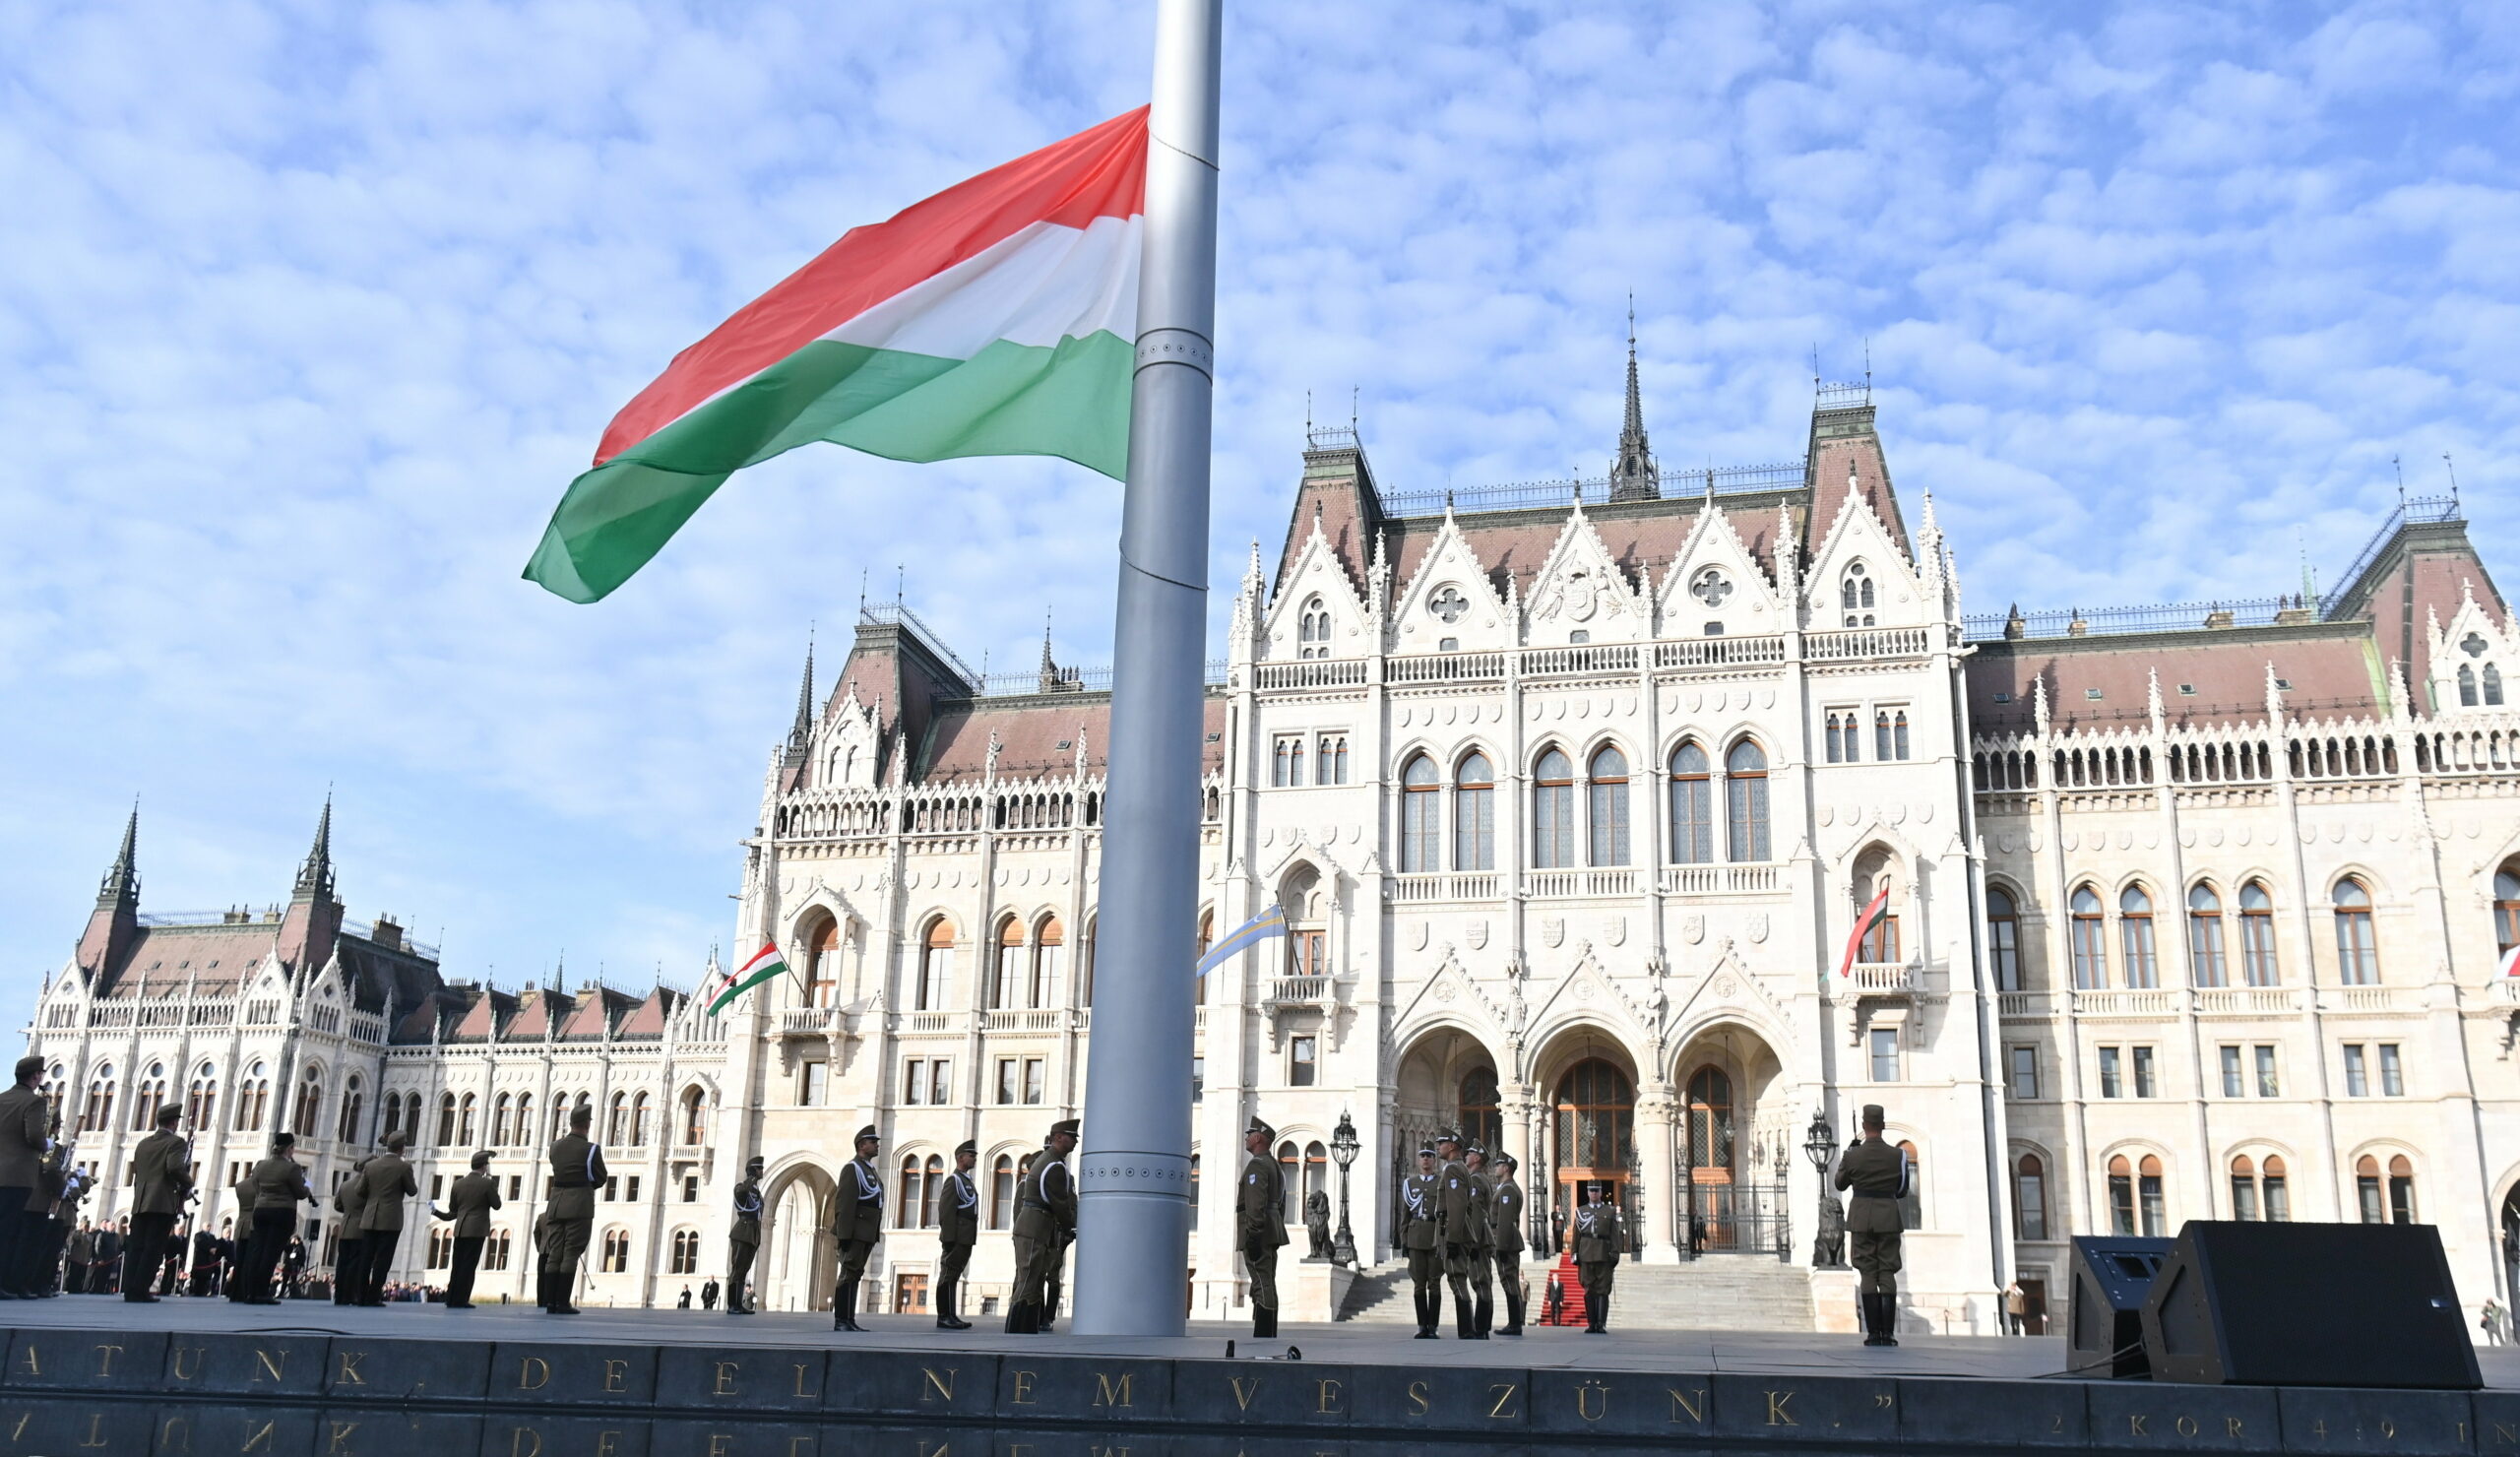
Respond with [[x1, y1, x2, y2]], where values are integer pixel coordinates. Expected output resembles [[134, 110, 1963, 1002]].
[[1236, 1118, 1290, 1338], [1835, 1106, 1911, 1347], [123, 1116, 190, 1303], [348, 1140, 413, 1307], [834, 1126, 884, 1332], [244, 1147, 316, 1304], [436, 1162, 502, 1308], [1462, 1147, 1496, 1338], [936, 1142, 977, 1330], [331, 1156, 370, 1305], [1573, 1183, 1622, 1333], [1007, 1119, 1077, 1334], [1490, 1155, 1527, 1336], [1434, 1134, 1481, 1339], [543, 1123, 605, 1314], [726, 1156, 764, 1316], [1400, 1144, 1444, 1339]]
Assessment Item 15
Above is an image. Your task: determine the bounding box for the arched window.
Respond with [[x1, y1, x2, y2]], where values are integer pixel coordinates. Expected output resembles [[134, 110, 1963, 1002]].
[[2138, 1155, 2166, 1235], [1532, 748, 1575, 868], [131, 1063, 167, 1133], [513, 1093, 535, 1149], [1898, 1141, 1922, 1230], [602, 1092, 625, 1146], [2109, 1155, 2137, 1234], [2334, 879, 2379, 985], [2356, 1154, 2419, 1224], [600, 1229, 630, 1274], [2461, 665, 2480, 707], [1081, 917, 1097, 1007], [2239, 881, 2280, 985], [485, 1232, 512, 1271], [185, 1065, 219, 1133], [1874, 711, 1894, 762], [2070, 887, 2108, 988], [2488, 665, 2506, 706], [1841, 561, 1876, 626], [1561, 1059, 1638, 1172], [1453, 752, 1494, 871], [993, 918, 1025, 1010], [1296, 597, 1332, 660], [2389, 1155, 2416, 1223], [680, 1087, 707, 1145], [630, 1093, 651, 1147], [1825, 712, 1849, 765], [490, 1092, 511, 1148], [896, 1157, 921, 1227], [1986, 887, 2023, 991], [1668, 742, 1713, 864], [1726, 741, 1770, 861], [804, 916, 842, 1009], [1459, 1066, 1501, 1152], [2119, 886, 2159, 988], [437, 1094, 458, 1148], [1277, 1141, 1301, 1222], [2496, 864, 2520, 955], [380, 1090, 402, 1141], [920, 1155, 944, 1229], [2186, 884, 2227, 988], [238, 1065, 270, 1134], [918, 919, 957, 1011], [1032, 918, 1063, 1008], [1399, 755, 1439, 873], [1304, 1141, 1329, 1211], [2013, 1153, 2048, 1240], [1193, 910, 1212, 1007], [82, 1064, 116, 1135], [1282, 866, 1326, 978], [457, 1092, 477, 1147], [1893, 711, 1910, 761], [989, 1154, 1017, 1230], [1859, 873, 1900, 963], [339, 1078, 365, 1146], [1587, 745, 1630, 866], [669, 1230, 700, 1276]]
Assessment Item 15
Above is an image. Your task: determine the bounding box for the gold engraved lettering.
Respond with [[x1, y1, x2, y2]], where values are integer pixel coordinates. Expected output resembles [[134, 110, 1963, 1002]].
[[2497, 1424, 2516, 1447], [252, 1349, 287, 1383], [508, 1426, 542, 1457], [597, 1433, 622, 1457], [12, 1344, 32, 1377], [79, 1413, 108, 1449], [11, 1413, 31, 1441], [714, 1361, 739, 1397], [1576, 1382, 1608, 1424], [241, 1420, 277, 1452], [2314, 1421, 2330, 1438], [602, 1359, 629, 1393], [1094, 1371, 1135, 1408], [2230, 1418, 2247, 1438], [1316, 1378, 1343, 1416], [2381, 1420, 2398, 1439], [1670, 1386, 1708, 1425], [793, 1362, 812, 1398], [707, 1435, 734, 1457], [2128, 1415, 2149, 1436], [1230, 1375, 1261, 1412], [326, 1422, 359, 1455], [916, 1440, 951, 1457], [158, 1415, 191, 1454], [93, 1344, 122, 1378], [922, 1366, 957, 1403], [336, 1351, 367, 1386], [1010, 1369, 1038, 1405], [1408, 1381, 1429, 1417], [1766, 1391, 1798, 1427], [789, 1440, 813, 1457], [1490, 1383, 1520, 1421], [517, 1357, 551, 1391], [171, 1347, 205, 1382], [1876, 1393, 1895, 1409], [2176, 1417, 2200, 1437], [2053, 1414, 2067, 1433]]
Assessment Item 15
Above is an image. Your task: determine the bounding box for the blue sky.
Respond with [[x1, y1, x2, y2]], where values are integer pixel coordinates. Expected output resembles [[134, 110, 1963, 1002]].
[[3, 0, 2514, 1023]]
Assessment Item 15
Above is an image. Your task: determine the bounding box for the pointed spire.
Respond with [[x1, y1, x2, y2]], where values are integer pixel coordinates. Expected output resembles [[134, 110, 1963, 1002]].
[[1609, 298, 1659, 503], [787, 629, 816, 754], [2146, 667, 2166, 732], [2032, 674, 2051, 735], [292, 793, 335, 901], [97, 801, 139, 908]]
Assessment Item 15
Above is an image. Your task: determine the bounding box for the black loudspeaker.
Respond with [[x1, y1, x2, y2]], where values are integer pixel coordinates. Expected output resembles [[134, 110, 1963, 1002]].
[[2141, 1221, 2481, 1389], [2068, 1235, 2174, 1378]]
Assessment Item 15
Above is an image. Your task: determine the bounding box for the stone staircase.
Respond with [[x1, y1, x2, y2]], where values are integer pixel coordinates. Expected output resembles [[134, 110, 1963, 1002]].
[[1337, 1253, 1816, 1331]]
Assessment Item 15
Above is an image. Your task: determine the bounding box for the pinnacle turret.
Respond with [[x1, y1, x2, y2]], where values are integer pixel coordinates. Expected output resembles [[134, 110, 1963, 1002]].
[[787, 631, 816, 756], [97, 802, 138, 909], [292, 794, 334, 901], [1608, 301, 1660, 503]]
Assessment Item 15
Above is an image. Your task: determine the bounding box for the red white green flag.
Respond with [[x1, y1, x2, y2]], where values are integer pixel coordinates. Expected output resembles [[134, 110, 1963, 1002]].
[[525, 107, 1150, 603], [709, 942, 791, 1015], [1838, 885, 1892, 977]]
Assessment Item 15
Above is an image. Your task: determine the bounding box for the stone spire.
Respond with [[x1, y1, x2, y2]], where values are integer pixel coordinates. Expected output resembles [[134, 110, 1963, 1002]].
[[1608, 300, 1660, 503], [786, 631, 816, 758], [293, 793, 336, 902], [76, 803, 143, 978], [98, 803, 139, 909], [280, 794, 343, 977]]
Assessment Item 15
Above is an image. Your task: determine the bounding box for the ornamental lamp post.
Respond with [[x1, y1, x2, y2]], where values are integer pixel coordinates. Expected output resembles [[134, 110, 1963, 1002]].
[[1329, 1110, 1360, 1267], [1804, 1109, 1847, 1269]]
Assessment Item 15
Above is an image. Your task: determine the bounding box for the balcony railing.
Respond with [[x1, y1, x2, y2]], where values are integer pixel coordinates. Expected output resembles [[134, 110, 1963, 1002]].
[[1386, 871, 1503, 903], [893, 1011, 953, 1035], [781, 1009, 834, 1036], [1659, 863, 1783, 896], [1386, 652, 1508, 685], [1521, 643, 1640, 677], [1996, 991, 2052, 1019], [2321, 984, 2419, 1014], [2072, 988, 2178, 1018], [1265, 976, 1331, 1005], [1523, 868, 1640, 899], [1846, 963, 1919, 995], [2194, 987, 2299, 1016], [1805, 626, 1933, 661], [1256, 659, 1369, 690], [1656, 635, 1786, 669], [982, 1008, 1067, 1033]]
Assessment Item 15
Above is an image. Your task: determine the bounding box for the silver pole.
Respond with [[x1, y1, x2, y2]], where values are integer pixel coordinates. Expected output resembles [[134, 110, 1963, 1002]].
[[1071, 0, 1222, 1338]]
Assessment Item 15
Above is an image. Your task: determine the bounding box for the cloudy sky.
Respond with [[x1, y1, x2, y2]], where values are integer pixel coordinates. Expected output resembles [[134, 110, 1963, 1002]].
[[3, 0, 2513, 1018]]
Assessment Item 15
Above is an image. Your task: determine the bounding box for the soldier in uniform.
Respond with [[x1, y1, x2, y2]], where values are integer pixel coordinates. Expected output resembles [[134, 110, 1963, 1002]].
[[351, 1130, 416, 1307], [1433, 1130, 1480, 1340], [1490, 1153, 1527, 1336], [243, 1134, 316, 1304], [433, 1150, 502, 1309], [0, 1055, 53, 1299], [1461, 1143, 1495, 1338], [124, 1104, 191, 1302], [1834, 1104, 1912, 1348], [1006, 1118, 1077, 1334], [331, 1153, 371, 1305], [1236, 1117, 1289, 1339], [725, 1155, 764, 1316], [833, 1125, 884, 1332], [935, 1141, 978, 1330], [543, 1108, 605, 1315], [1400, 1142, 1443, 1339], [1574, 1179, 1622, 1334]]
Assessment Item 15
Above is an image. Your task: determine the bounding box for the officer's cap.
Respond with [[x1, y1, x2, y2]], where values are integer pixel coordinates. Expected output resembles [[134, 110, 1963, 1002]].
[[1434, 1128, 1461, 1146], [1048, 1118, 1081, 1140], [1416, 1143, 1436, 1158], [1247, 1117, 1275, 1142], [853, 1124, 880, 1146], [1497, 1154, 1518, 1171], [1464, 1143, 1485, 1159], [1860, 1104, 1886, 1128], [12, 1055, 41, 1082], [955, 1140, 977, 1158]]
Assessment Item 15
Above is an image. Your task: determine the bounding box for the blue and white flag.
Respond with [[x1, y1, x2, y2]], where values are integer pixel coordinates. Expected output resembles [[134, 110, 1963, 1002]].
[[1195, 905, 1288, 979]]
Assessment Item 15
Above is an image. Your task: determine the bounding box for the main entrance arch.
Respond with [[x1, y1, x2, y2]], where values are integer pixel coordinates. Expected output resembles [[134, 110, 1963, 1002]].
[[759, 1162, 838, 1313], [1671, 1024, 1790, 1256], [1529, 1027, 1642, 1257]]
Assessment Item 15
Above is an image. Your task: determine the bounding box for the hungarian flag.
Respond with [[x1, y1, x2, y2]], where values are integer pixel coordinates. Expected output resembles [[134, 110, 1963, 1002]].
[[2501, 943, 2520, 980], [526, 106, 1150, 602], [1839, 886, 1892, 977], [709, 943, 790, 1015]]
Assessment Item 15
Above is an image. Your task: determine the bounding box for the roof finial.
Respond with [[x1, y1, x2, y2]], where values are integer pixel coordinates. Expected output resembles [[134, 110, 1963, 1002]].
[[788, 627, 816, 750], [97, 798, 140, 906], [2444, 451, 2460, 508], [856, 568, 867, 617], [1609, 297, 1659, 503], [293, 792, 335, 901]]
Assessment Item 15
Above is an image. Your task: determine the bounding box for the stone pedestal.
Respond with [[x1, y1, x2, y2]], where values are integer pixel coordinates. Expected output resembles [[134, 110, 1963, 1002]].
[[1809, 1266, 1858, 1333], [1284, 1260, 1354, 1324]]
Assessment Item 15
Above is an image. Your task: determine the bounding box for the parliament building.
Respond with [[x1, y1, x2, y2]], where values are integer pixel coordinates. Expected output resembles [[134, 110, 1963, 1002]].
[[25, 360, 2520, 1334]]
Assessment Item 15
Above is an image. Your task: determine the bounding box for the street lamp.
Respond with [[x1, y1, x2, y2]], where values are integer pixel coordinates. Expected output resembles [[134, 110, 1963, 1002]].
[[1329, 1110, 1360, 1267], [1803, 1109, 1847, 1269]]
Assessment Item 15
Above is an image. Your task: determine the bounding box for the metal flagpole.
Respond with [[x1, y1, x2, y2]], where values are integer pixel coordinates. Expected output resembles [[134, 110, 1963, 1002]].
[[1071, 0, 1223, 1338]]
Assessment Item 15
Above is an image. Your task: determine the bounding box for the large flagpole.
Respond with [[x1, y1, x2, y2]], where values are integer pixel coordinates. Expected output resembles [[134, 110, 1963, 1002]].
[[1072, 0, 1222, 1338]]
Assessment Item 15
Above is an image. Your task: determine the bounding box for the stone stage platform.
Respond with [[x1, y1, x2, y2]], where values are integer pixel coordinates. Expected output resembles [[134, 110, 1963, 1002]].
[[1, 1298, 2514, 1455]]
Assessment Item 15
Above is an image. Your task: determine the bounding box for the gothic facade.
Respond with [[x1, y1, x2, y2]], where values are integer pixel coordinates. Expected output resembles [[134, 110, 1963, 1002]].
[[27, 374, 2520, 1330]]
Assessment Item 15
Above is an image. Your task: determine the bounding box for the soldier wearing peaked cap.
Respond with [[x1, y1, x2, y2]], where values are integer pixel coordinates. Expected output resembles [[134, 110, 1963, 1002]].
[[1574, 1180, 1622, 1333], [834, 1126, 883, 1332], [1835, 1104, 1911, 1348], [1007, 1119, 1077, 1334], [1489, 1153, 1528, 1336], [935, 1140, 978, 1330], [726, 1156, 764, 1316], [1462, 1143, 1496, 1337], [542, 1109, 603, 1315], [1401, 1141, 1444, 1339], [1236, 1116, 1289, 1339], [1433, 1129, 1482, 1339]]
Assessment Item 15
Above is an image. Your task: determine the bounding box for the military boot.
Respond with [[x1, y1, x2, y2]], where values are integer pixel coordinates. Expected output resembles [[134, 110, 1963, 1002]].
[[1473, 1290, 1492, 1339], [1861, 1293, 1889, 1346], [834, 1284, 864, 1333], [1254, 1306, 1276, 1339], [1413, 1288, 1437, 1339], [1005, 1299, 1039, 1335]]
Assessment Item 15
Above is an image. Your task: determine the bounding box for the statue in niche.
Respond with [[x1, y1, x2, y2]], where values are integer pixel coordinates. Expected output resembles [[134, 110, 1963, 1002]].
[[1303, 1190, 1333, 1260]]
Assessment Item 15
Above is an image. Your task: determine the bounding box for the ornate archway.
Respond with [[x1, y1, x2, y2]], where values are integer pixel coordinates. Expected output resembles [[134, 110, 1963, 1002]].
[[1526, 1025, 1643, 1257], [758, 1162, 838, 1312], [1670, 1023, 1791, 1257]]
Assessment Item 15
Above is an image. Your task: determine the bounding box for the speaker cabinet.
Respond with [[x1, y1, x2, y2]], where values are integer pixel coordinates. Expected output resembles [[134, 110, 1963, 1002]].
[[2141, 1221, 2481, 1389], [2068, 1235, 2174, 1378]]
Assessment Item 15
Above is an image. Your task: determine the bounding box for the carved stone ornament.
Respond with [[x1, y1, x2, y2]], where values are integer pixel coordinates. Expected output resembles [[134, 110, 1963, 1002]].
[[1468, 921, 1489, 950], [1409, 922, 1429, 952], [1606, 916, 1628, 947], [1429, 585, 1470, 624], [1747, 912, 1770, 944], [1682, 914, 1705, 945], [1544, 918, 1566, 949]]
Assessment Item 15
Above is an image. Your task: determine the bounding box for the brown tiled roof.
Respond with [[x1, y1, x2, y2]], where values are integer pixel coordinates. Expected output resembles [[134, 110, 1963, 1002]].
[[501, 987, 571, 1040], [613, 986, 683, 1040], [558, 986, 641, 1041], [1384, 494, 1800, 605], [1967, 625, 2386, 734], [92, 924, 273, 999]]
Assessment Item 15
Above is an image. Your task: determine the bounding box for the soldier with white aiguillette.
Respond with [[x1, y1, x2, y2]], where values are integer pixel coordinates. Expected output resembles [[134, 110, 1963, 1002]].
[[833, 1125, 884, 1332], [1462, 1142, 1496, 1338], [1400, 1142, 1443, 1340], [542, 1107, 605, 1315], [1433, 1130, 1481, 1340], [935, 1140, 978, 1330], [1574, 1179, 1622, 1334], [1006, 1118, 1077, 1335], [1236, 1117, 1289, 1339], [1489, 1153, 1528, 1337], [1835, 1103, 1912, 1348], [726, 1155, 764, 1316], [432, 1149, 502, 1310]]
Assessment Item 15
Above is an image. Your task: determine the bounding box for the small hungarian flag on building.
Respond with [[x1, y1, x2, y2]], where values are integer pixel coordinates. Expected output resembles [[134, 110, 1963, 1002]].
[[709, 943, 790, 1015], [1839, 886, 1893, 977], [525, 106, 1150, 603], [2500, 942, 2520, 980]]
